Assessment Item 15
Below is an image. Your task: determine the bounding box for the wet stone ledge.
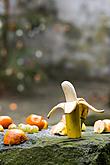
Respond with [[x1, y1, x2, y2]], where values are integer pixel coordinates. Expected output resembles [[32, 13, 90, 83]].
[[0, 127, 110, 165]]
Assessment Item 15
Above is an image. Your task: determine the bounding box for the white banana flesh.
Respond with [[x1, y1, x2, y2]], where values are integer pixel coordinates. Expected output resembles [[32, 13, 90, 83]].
[[94, 119, 110, 133]]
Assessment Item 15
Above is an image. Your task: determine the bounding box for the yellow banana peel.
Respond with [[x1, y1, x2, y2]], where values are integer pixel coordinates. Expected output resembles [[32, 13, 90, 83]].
[[82, 123, 86, 131]]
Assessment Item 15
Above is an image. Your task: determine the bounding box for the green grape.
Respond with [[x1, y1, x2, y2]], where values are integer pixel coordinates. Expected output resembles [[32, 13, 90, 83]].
[[18, 123, 27, 132], [31, 125, 39, 133], [18, 123, 39, 133]]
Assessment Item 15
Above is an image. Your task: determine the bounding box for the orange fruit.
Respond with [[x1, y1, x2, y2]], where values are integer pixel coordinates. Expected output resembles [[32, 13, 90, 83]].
[[4, 129, 28, 145], [0, 116, 13, 128], [26, 114, 45, 130]]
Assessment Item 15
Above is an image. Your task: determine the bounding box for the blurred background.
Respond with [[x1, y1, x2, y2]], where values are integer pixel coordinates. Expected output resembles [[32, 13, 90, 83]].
[[0, 0, 110, 125]]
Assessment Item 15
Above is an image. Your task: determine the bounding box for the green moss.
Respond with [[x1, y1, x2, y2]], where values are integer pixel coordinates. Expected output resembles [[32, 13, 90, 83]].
[[0, 127, 110, 164]]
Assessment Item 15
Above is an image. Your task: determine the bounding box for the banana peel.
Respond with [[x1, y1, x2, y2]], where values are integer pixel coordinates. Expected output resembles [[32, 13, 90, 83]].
[[82, 123, 86, 131]]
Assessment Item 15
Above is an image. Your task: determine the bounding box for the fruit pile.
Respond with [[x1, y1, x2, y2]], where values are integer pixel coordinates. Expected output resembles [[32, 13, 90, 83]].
[[0, 114, 48, 145], [1, 114, 110, 146]]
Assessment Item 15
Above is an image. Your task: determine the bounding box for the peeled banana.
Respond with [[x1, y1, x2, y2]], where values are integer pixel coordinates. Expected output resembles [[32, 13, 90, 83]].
[[47, 81, 104, 138], [94, 119, 110, 133]]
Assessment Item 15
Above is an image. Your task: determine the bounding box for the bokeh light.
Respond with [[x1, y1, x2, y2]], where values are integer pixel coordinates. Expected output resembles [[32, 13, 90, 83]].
[[9, 103, 18, 111]]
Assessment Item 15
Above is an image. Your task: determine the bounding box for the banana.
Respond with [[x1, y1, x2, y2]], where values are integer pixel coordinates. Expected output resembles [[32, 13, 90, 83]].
[[94, 119, 110, 133], [50, 121, 67, 136], [50, 116, 86, 136], [47, 81, 104, 138]]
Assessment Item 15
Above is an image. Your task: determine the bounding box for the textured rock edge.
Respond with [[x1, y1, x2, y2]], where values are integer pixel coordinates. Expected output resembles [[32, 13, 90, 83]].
[[0, 127, 110, 165]]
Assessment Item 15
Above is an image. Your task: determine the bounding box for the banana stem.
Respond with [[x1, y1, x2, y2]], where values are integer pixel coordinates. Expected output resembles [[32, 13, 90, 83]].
[[65, 105, 81, 138]]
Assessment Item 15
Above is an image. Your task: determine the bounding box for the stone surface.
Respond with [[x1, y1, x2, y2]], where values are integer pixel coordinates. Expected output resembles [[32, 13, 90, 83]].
[[0, 127, 110, 165]]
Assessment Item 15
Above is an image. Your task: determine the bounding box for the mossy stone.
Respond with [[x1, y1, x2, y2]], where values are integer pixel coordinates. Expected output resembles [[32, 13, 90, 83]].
[[0, 127, 110, 165]]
